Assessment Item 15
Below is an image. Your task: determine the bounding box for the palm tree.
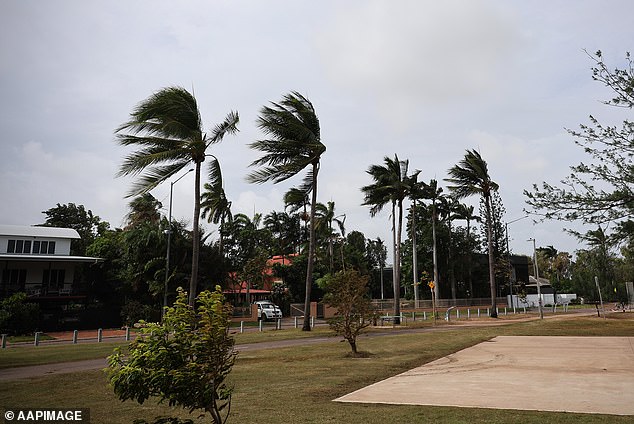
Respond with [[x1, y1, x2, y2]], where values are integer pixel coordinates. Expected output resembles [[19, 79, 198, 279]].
[[201, 157, 233, 257], [452, 203, 480, 300], [422, 179, 445, 302], [115, 86, 239, 305], [247, 92, 326, 331], [361, 154, 413, 324], [446, 149, 499, 317]]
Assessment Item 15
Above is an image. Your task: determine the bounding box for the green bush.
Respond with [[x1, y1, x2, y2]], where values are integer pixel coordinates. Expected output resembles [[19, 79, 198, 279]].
[[0, 292, 40, 335]]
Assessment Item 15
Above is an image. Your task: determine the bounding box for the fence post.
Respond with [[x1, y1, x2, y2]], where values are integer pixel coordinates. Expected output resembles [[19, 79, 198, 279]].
[[276, 318, 281, 330], [259, 320, 263, 332], [97, 328, 103, 343], [294, 316, 298, 329], [423, 311, 427, 320], [504, 307, 507, 316], [240, 321, 244, 334], [72, 330, 78, 344], [125, 326, 131, 341], [478, 308, 481, 318], [34, 331, 41, 347], [1, 334, 6, 349], [311, 316, 314, 328], [467, 309, 470, 319], [487, 308, 490, 317], [457, 309, 460, 320]]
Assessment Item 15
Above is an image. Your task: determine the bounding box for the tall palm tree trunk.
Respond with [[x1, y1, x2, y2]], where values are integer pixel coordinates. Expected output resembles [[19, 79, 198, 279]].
[[391, 202, 400, 322], [394, 199, 404, 324], [485, 195, 497, 317], [189, 162, 202, 306], [412, 201, 419, 307], [302, 162, 319, 331], [432, 204, 439, 303]]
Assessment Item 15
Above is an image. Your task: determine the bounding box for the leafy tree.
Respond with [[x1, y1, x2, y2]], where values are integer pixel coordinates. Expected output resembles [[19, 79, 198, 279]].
[[321, 270, 376, 355], [248, 91, 326, 331], [525, 51, 634, 229], [126, 194, 163, 228], [446, 150, 500, 317], [107, 287, 236, 424], [479, 191, 508, 297], [0, 292, 40, 335], [40, 203, 109, 255], [115, 86, 239, 305], [366, 237, 387, 299]]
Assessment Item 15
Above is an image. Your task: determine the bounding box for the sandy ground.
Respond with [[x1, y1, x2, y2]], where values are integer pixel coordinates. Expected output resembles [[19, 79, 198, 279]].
[[336, 336, 634, 416]]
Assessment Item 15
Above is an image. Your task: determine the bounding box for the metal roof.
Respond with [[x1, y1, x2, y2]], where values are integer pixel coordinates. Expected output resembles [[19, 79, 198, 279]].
[[0, 225, 80, 239]]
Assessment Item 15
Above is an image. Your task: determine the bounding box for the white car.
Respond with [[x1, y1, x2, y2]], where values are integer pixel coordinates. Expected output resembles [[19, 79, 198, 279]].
[[255, 300, 282, 321]]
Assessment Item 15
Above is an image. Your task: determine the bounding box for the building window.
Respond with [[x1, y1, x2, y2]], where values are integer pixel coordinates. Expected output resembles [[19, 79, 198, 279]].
[[6, 239, 55, 254], [43, 269, 65, 290], [2, 269, 27, 285]]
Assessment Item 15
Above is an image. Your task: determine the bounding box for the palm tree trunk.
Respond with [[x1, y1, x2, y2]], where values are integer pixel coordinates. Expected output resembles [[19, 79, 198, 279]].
[[189, 162, 202, 306], [412, 201, 419, 307], [432, 202, 439, 303], [485, 194, 497, 317], [391, 202, 399, 322], [394, 199, 403, 325], [302, 162, 319, 331]]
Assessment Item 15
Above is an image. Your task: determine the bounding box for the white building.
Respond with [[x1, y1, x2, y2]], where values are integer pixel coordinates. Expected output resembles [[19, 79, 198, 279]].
[[0, 224, 101, 298]]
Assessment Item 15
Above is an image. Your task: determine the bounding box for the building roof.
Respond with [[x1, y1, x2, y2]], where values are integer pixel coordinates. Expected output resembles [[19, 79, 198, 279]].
[[0, 225, 80, 239]]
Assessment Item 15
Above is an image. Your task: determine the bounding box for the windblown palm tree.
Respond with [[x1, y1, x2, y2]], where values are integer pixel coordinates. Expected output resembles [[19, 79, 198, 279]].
[[248, 91, 325, 331], [446, 149, 499, 317], [452, 203, 480, 300], [201, 157, 233, 256], [361, 154, 414, 324], [422, 179, 445, 302], [115, 86, 239, 305]]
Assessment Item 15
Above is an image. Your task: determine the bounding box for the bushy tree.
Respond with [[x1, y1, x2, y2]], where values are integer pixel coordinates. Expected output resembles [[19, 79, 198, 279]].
[[321, 269, 376, 355], [107, 287, 236, 424], [0, 292, 40, 335]]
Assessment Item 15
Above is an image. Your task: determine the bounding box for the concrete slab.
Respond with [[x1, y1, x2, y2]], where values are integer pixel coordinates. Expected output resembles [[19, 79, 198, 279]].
[[335, 336, 634, 416]]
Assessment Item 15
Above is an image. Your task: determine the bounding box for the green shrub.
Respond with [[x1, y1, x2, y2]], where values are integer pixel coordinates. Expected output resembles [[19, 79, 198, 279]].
[[0, 292, 40, 335]]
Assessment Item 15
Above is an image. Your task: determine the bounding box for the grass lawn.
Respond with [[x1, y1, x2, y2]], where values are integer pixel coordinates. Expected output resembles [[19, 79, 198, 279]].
[[1, 313, 633, 423]]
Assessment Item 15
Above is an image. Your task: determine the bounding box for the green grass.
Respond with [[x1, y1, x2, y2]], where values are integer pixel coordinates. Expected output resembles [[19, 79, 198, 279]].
[[1, 314, 633, 423]]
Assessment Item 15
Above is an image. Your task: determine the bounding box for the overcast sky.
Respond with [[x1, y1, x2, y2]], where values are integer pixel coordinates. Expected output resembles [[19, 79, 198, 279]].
[[1, 1, 633, 259]]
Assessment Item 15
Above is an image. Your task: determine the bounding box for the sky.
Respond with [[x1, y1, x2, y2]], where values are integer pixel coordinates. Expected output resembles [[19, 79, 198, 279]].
[[1, 0, 633, 260]]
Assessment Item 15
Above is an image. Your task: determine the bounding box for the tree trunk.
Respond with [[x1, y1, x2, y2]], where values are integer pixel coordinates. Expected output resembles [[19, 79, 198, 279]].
[[412, 200, 419, 307], [432, 201, 439, 302], [485, 194, 497, 318], [189, 162, 202, 306], [302, 162, 319, 331], [394, 199, 403, 325], [391, 202, 400, 324]]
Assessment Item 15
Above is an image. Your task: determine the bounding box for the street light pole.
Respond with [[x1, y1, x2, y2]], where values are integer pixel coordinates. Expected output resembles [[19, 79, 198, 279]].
[[528, 237, 544, 319], [505, 215, 529, 311], [163, 168, 194, 320]]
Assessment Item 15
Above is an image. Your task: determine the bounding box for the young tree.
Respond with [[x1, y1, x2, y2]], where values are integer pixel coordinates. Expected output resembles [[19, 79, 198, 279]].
[[321, 269, 376, 355], [107, 287, 236, 424], [248, 92, 326, 332], [115, 86, 239, 305]]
